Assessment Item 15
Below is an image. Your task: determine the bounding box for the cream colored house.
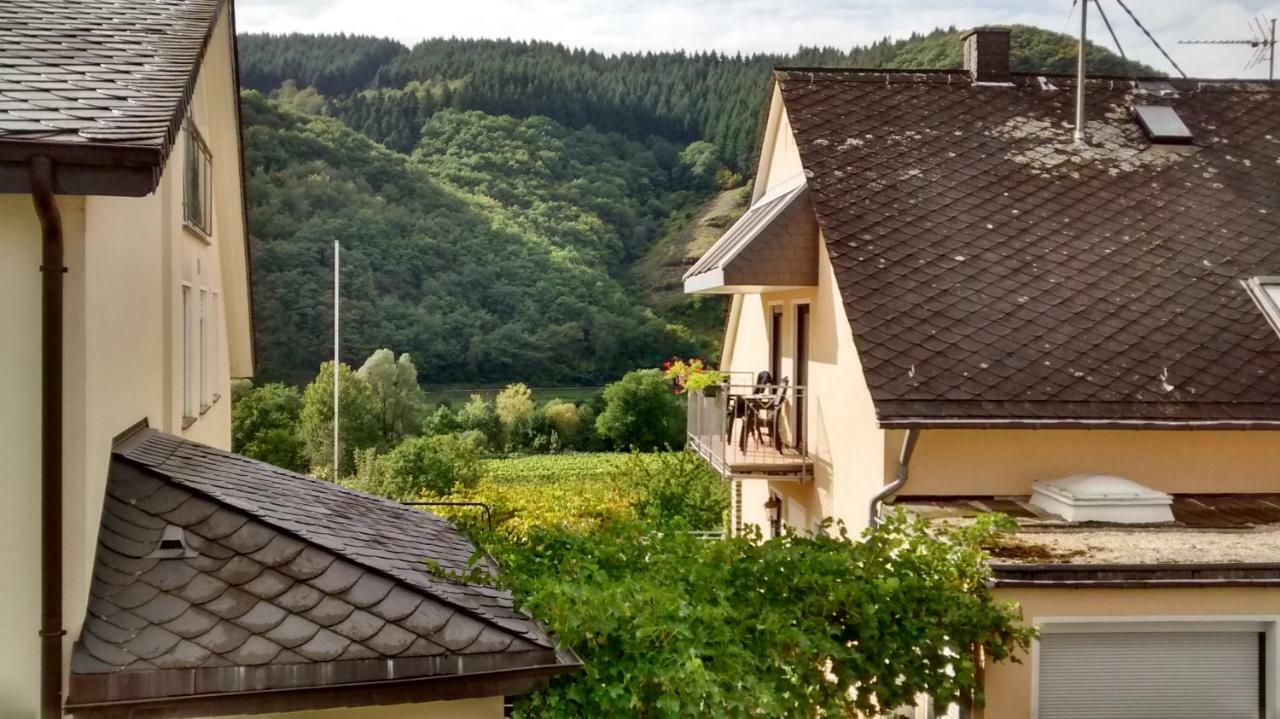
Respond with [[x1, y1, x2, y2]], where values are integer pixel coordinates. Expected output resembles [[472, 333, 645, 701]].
[[0, 1, 573, 717], [686, 29, 1280, 718]]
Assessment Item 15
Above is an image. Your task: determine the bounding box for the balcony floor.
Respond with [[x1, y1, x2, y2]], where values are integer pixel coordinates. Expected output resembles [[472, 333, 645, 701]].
[[690, 435, 813, 480]]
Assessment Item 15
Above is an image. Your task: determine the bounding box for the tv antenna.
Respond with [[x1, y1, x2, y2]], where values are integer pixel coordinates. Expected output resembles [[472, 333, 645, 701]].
[[1180, 16, 1277, 80]]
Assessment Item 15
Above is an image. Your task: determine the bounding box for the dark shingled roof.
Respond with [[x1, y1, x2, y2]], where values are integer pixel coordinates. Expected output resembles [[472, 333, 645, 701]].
[[0, 0, 221, 147], [0, 0, 230, 195], [776, 70, 1280, 427], [68, 429, 576, 715]]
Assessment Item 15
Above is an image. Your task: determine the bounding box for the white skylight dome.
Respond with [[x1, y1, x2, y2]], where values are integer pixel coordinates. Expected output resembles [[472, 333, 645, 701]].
[[1030, 474, 1174, 524]]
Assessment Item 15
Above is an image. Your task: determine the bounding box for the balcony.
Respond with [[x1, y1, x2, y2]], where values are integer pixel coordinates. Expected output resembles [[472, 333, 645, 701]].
[[686, 378, 812, 482]]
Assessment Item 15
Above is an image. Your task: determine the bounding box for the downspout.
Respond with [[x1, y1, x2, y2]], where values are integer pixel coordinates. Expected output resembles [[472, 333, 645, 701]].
[[32, 155, 65, 719], [869, 428, 919, 528]]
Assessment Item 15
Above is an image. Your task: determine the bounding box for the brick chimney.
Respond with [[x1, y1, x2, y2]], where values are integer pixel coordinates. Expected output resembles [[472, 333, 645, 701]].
[[961, 27, 1011, 83]]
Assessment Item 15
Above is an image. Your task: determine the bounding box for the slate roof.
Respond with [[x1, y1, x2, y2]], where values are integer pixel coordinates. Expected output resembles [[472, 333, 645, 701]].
[[775, 70, 1280, 427], [0, 0, 221, 147], [68, 428, 575, 714]]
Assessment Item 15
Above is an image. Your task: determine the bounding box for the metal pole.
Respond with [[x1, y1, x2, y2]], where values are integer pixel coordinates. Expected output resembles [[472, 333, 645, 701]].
[[1074, 0, 1089, 146], [1271, 18, 1276, 81], [333, 240, 340, 476]]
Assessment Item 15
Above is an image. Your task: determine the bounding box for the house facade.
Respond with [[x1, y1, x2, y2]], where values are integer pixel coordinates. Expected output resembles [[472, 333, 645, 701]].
[[0, 1, 573, 716], [687, 29, 1280, 717]]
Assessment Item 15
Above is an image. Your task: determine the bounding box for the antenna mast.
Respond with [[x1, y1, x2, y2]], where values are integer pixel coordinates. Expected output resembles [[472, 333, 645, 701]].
[[1179, 16, 1277, 81], [1075, 0, 1089, 146], [333, 240, 340, 477]]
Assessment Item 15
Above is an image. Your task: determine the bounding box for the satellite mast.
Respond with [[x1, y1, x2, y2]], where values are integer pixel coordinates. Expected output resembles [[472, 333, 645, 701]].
[[1179, 16, 1277, 80], [1074, 0, 1089, 146]]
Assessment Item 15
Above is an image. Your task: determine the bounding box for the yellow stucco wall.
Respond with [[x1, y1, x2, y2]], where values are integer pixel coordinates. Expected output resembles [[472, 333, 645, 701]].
[[0, 7, 249, 717], [218, 696, 504, 719], [906, 427, 1280, 496], [980, 587, 1280, 718]]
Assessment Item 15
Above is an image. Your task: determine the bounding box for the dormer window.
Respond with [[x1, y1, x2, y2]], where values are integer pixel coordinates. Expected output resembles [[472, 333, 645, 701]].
[[1246, 277, 1280, 334]]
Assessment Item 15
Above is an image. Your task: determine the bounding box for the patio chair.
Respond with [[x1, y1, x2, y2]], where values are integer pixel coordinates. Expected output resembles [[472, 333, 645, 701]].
[[745, 377, 789, 453]]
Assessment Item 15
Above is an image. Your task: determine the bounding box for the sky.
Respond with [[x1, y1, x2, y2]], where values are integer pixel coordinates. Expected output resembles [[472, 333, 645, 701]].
[[237, 0, 1280, 79]]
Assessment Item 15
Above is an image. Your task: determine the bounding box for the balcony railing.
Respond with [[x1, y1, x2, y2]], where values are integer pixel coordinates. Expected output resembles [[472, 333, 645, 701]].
[[687, 377, 811, 482]]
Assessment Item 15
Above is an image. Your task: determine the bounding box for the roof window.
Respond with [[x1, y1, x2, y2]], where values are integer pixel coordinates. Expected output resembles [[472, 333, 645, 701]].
[[1247, 277, 1280, 334], [1134, 105, 1193, 143]]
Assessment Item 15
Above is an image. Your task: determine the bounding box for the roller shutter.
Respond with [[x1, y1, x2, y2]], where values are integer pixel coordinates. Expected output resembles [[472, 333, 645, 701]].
[[1038, 630, 1262, 718]]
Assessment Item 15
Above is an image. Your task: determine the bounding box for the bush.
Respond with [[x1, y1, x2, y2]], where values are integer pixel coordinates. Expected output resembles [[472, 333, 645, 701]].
[[499, 512, 1034, 718], [299, 361, 384, 476], [354, 432, 486, 500], [595, 369, 684, 450], [457, 393, 501, 449], [623, 451, 728, 531], [231, 382, 307, 472], [421, 404, 461, 436], [541, 399, 584, 449]]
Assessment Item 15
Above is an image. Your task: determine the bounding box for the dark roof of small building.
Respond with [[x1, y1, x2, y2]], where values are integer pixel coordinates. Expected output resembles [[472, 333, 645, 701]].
[[777, 70, 1280, 427], [0, 0, 228, 194], [68, 429, 577, 717]]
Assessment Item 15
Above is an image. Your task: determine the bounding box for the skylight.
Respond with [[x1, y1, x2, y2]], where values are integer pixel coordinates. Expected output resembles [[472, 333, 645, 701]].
[[1247, 277, 1280, 335], [1134, 105, 1193, 143]]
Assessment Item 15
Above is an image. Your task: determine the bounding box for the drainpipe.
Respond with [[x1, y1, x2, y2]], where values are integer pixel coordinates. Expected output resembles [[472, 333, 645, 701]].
[[32, 155, 65, 719], [869, 428, 919, 528]]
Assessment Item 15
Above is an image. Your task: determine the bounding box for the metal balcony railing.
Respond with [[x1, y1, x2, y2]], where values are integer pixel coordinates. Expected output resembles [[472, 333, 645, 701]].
[[687, 376, 811, 481]]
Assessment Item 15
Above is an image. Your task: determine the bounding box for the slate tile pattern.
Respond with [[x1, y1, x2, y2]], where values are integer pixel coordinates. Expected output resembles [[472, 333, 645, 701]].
[[776, 70, 1280, 424], [70, 429, 559, 701], [0, 0, 222, 147]]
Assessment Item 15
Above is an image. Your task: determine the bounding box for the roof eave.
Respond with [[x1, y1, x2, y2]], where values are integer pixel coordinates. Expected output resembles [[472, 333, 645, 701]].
[[878, 416, 1280, 430], [0, 140, 163, 196], [989, 561, 1280, 588], [66, 649, 583, 719]]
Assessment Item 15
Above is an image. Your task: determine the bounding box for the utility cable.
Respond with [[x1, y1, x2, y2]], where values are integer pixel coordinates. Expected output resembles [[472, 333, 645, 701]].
[[1113, 0, 1189, 78], [1093, 0, 1133, 76]]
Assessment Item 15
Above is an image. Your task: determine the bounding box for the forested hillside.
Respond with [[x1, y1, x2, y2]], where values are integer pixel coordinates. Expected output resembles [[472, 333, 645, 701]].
[[238, 27, 1155, 387]]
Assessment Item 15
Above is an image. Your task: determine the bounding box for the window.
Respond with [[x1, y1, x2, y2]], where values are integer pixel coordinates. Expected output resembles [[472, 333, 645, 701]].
[[182, 285, 195, 421], [1247, 277, 1280, 335], [183, 122, 212, 235], [199, 288, 209, 411], [210, 291, 220, 401]]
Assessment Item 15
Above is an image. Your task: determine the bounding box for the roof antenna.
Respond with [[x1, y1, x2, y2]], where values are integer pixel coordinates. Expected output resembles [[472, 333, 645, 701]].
[[1179, 16, 1276, 81], [1074, 0, 1089, 147]]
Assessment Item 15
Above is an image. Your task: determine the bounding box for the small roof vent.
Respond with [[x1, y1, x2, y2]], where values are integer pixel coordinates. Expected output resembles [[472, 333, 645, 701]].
[[146, 524, 196, 559], [1134, 105, 1193, 144], [1030, 474, 1174, 524]]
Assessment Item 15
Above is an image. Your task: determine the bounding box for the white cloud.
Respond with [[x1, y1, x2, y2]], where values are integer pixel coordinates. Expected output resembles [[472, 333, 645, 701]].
[[236, 0, 1280, 79]]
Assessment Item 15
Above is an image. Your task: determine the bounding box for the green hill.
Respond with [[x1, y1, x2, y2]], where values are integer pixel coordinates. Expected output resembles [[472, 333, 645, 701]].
[[238, 26, 1156, 386]]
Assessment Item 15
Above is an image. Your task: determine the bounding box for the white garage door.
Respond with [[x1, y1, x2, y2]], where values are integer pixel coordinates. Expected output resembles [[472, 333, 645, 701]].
[[1038, 630, 1262, 719]]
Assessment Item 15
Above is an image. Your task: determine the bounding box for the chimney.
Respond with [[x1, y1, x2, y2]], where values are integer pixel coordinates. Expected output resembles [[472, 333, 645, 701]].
[[962, 27, 1011, 83]]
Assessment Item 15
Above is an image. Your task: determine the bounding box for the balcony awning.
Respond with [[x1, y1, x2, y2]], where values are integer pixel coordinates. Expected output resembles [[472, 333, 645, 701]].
[[683, 175, 818, 294]]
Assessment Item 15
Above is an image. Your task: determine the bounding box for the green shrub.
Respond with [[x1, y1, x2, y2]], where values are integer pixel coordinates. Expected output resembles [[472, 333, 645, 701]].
[[359, 432, 486, 500], [231, 382, 307, 472], [299, 361, 383, 476], [623, 451, 728, 531], [595, 369, 684, 450], [457, 393, 501, 449], [496, 382, 535, 450], [498, 512, 1033, 718]]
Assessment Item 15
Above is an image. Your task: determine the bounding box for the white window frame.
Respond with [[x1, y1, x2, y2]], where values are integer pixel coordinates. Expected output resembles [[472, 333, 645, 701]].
[[1030, 615, 1279, 718], [181, 284, 196, 423], [210, 290, 220, 402], [1246, 276, 1280, 337], [199, 288, 210, 413]]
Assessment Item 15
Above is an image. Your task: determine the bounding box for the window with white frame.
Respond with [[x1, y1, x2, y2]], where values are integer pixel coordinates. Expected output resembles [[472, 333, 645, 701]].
[[199, 288, 209, 411], [183, 121, 212, 235], [1250, 277, 1280, 332], [210, 290, 220, 400], [182, 285, 195, 420]]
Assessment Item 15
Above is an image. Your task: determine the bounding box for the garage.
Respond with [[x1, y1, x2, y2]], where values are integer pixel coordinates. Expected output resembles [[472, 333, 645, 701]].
[[1037, 629, 1264, 718]]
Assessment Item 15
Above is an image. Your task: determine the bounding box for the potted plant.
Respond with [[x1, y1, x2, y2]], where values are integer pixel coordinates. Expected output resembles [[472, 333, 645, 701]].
[[663, 358, 726, 396]]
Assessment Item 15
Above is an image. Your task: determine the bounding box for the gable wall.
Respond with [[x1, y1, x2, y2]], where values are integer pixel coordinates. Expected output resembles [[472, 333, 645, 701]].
[[0, 6, 249, 714]]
